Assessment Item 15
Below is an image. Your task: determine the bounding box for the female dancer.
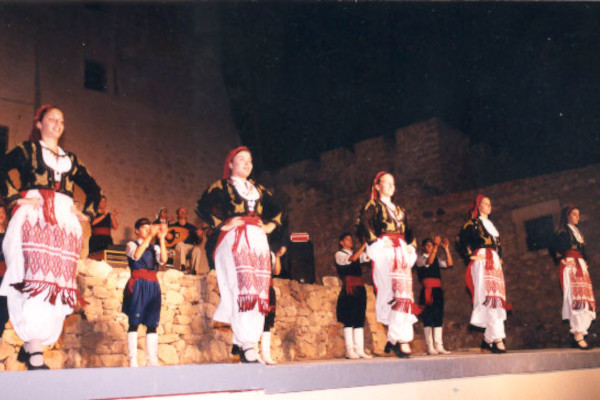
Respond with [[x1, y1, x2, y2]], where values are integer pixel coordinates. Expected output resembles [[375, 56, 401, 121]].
[[457, 195, 507, 353], [0, 105, 102, 369], [0, 205, 8, 344], [196, 146, 283, 363], [358, 171, 418, 358], [89, 195, 118, 254], [550, 205, 595, 349]]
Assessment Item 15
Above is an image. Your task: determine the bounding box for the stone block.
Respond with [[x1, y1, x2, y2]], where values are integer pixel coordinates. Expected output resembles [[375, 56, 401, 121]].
[[322, 276, 340, 287], [94, 286, 111, 299], [158, 334, 180, 344], [172, 324, 192, 335], [0, 341, 14, 361], [175, 315, 192, 325], [165, 291, 185, 305], [100, 354, 127, 368], [2, 329, 21, 346], [158, 344, 179, 365]]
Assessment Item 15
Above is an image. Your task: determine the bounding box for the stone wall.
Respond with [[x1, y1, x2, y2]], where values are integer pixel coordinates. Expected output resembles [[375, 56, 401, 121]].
[[0, 259, 391, 371], [260, 118, 600, 352]]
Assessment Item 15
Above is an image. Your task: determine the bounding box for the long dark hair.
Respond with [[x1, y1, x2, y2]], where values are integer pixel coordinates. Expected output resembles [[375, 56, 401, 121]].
[[29, 104, 66, 146], [559, 205, 579, 228]]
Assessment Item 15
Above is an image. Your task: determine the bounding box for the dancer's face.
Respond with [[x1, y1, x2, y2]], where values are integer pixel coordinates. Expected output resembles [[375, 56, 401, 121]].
[[340, 235, 354, 250], [423, 241, 434, 254], [0, 207, 6, 226], [478, 197, 492, 217], [136, 223, 151, 239], [230, 150, 253, 179], [36, 108, 64, 142], [376, 174, 395, 198], [568, 208, 580, 225]]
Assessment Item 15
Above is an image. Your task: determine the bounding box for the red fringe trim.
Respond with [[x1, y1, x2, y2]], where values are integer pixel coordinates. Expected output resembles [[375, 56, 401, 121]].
[[483, 296, 506, 309], [238, 294, 258, 312], [573, 300, 596, 312], [391, 298, 422, 315], [258, 298, 270, 316], [12, 280, 79, 308]]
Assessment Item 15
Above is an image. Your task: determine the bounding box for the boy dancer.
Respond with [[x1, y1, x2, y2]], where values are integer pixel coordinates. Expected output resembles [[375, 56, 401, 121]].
[[124, 218, 167, 367], [415, 236, 453, 355]]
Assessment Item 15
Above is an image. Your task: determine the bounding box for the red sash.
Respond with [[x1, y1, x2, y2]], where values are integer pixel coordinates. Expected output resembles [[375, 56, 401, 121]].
[[344, 275, 364, 295], [92, 227, 111, 236], [13, 188, 59, 225], [422, 278, 442, 305], [127, 269, 158, 294]]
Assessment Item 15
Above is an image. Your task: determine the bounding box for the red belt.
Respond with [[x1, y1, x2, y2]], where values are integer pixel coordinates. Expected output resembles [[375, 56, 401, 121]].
[[14, 189, 59, 225], [564, 250, 583, 259], [127, 269, 158, 294], [343, 275, 364, 295], [92, 227, 111, 236], [380, 233, 407, 272], [214, 215, 262, 257], [422, 278, 442, 305], [381, 232, 405, 247], [0, 261, 5, 277]]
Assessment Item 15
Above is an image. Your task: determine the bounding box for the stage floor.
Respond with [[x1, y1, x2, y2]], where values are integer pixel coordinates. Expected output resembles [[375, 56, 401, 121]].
[[1, 348, 600, 400]]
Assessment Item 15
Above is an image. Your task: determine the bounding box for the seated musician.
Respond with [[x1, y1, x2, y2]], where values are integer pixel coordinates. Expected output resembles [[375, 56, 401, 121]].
[[168, 207, 209, 274]]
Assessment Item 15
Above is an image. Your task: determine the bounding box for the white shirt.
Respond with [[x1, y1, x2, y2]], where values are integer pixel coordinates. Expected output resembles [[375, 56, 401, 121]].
[[126, 238, 162, 262], [231, 176, 260, 212], [479, 216, 499, 238], [335, 248, 370, 266], [416, 253, 448, 268], [568, 224, 584, 243], [39, 141, 72, 183]]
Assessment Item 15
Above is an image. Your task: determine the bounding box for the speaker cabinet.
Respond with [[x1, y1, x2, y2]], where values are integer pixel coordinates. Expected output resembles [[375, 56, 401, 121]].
[[281, 241, 315, 284]]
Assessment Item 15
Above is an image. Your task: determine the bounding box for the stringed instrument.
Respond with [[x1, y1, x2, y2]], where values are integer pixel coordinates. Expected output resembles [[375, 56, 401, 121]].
[[165, 226, 190, 248]]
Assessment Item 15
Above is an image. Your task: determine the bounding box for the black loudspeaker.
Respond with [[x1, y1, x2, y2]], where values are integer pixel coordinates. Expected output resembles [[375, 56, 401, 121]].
[[281, 241, 315, 284]]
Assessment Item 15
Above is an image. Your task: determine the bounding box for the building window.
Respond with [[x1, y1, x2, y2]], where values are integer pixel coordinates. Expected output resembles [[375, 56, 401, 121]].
[[510, 199, 560, 255], [524, 215, 554, 251], [0, 126, 8, 154], [84, 60, 108, 92]]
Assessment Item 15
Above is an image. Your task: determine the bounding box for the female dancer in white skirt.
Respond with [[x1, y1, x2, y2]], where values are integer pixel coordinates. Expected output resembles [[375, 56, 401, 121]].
[[196, 146, 283, 363], [358, 171, 418, 358], [457, 195, 508, 353], [0, 105, 102, 369], [551, 205, 595, 349]]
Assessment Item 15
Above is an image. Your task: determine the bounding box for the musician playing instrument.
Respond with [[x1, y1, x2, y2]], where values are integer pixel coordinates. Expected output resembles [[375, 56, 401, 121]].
[[168, 207, 208, 274]]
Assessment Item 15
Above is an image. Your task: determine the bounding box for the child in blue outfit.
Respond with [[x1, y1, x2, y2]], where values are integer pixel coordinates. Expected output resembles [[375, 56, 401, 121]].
[[124, 217, 167, 367]]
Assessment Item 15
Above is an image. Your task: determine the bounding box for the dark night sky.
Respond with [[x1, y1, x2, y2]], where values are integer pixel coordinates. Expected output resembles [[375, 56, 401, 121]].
[[217, 2, 600, 182]]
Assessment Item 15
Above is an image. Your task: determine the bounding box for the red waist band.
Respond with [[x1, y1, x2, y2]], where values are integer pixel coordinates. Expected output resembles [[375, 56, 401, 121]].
[[343, 275, 364, 295], [564, 250, 584, 259], [127, 269, 158, 293], [92, 227, 111, 236], [380, 232, 405, 247], [422, 278, 442, 305]]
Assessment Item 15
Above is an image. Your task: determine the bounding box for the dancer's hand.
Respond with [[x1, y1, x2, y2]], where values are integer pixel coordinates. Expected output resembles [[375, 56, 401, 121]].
[[221, 217, 245, 232], [261, 221, 276, 234], [17, 197, 40, 209], [157, 223, 168, 240]]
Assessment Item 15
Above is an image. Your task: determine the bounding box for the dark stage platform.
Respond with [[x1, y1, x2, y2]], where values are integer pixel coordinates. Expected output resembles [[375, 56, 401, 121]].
[[1, 348, 600, 399]]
